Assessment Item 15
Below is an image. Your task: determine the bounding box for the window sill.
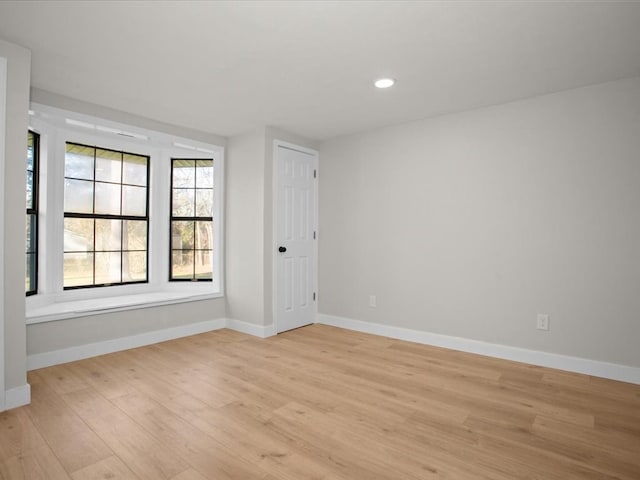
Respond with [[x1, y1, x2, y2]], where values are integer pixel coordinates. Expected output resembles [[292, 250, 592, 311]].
[[26, 290, 223, 325]]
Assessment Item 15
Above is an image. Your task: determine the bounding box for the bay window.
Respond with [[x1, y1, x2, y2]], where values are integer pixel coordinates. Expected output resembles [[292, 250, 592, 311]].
[[26, 104, 224, 323]]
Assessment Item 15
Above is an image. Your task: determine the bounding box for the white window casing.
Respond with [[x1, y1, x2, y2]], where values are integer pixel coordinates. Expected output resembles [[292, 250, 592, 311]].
[[26, 104, 224, 323]]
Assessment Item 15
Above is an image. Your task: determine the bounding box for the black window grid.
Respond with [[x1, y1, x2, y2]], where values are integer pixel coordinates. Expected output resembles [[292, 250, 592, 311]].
[[26, 130, 40, 296], [63, 142, 150, 290], [169, 158, 213, 282]]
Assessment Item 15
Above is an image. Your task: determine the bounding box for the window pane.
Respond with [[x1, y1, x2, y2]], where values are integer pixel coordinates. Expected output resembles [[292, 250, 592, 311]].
[[26, 214, 37, 253], [26, 170, 34, 209], [194, 250, 212, 279], [123, 154, 147, 186], [196, 160, 213, 188], [95, 252, 121, 285], [195, 189, 213, 217], [64, 142, 149, 290], [95, 148, 122, 183], [195, 221, 212, 250], [122, 251, 146, 282], [65, 143, 94, 180], [26, 132, 39, 295], [171, 251, 194, 280], [123, 220, 147, 251], [171, 221, 194, 250], [26, 253, 36, 292], [64, 218, 94, 252], [27, 132, 34, 171], [65, 179, 94, 213], [122, 185, 147, 216], [172, 188, 194, 217], [94, 182, 121, 215], [64, 252, 94, 287], [95, 219, 121, 251], [172, 160, 195, 188]]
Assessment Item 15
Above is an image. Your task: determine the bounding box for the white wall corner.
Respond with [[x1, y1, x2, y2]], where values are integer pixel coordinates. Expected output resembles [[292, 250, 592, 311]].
[[225, 317, 276, 338], [27, 318, 227, 370], [316, 314, 640, 385], [5, 383, 31, 410]]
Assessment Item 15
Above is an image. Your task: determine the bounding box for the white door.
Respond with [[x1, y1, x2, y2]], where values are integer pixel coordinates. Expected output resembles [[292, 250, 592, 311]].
[[275, 143, 317, 333]]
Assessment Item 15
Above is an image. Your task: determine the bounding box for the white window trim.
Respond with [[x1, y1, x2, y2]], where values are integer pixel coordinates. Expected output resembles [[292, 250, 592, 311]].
[[0, 56, 7, 409], [26, 104, 225, 324]]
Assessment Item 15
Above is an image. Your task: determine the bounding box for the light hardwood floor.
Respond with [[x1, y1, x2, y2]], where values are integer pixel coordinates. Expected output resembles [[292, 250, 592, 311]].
[[1, 324, 639, 479]]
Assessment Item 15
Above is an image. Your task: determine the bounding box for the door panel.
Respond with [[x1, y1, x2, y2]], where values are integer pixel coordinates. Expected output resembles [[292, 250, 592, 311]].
[[276, 144, 317, 333]]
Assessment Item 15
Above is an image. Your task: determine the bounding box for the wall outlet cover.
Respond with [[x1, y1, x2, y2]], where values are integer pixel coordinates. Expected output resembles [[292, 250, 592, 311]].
[[536, 314, 550, 331]]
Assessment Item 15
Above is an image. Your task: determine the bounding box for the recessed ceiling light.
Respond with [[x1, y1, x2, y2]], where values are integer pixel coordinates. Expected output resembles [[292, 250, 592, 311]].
[[374, 78, 395, 89]]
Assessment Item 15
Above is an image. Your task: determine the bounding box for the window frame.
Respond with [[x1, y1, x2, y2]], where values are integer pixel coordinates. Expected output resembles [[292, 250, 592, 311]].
[[63, 142, 151, 290], [26, 104, 225, 324], [169, 158, 214, 282], [26, 130, 40, 296]]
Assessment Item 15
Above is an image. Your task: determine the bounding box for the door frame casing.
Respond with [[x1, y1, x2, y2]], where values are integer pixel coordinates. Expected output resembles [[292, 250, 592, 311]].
[[271, 140, 319, 334], [0, 56, 7, 411]]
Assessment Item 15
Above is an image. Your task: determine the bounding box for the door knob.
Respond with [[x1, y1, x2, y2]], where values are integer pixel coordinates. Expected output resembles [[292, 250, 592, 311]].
[[278, 246, 287, 253]]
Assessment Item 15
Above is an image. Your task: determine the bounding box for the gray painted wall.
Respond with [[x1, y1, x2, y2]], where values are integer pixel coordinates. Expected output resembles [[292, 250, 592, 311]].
[[225, 127, 318, 327], [319, 76, 640, 368], [27, 298, 225, 355], [225, 128, 266, 326], [1, 38, 30, 390], [30, 88, 226, 147]]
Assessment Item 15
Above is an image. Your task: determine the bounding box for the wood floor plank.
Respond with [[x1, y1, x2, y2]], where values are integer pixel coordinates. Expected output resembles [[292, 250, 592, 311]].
[[169, 469, 208, 480], [63, 357, 139, 400], [0, 445, 72, 480], [70, 455, 140, 480], [23, 372, 113, 473], [60, 388, 188, 480], [0, 408, 47, 462], [37, 364, 90, 396], [13, 324, 640, 480], [120, 348, 238, 408], [111, 391, 270, 479]]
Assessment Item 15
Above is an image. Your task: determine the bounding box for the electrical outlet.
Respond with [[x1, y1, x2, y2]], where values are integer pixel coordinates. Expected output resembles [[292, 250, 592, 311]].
[[369, 295, 377, 308], [536, 314, 550, 331]]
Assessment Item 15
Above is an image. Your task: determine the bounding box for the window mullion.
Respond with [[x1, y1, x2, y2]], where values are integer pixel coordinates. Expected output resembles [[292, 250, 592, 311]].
[[27, 107, 223, 305], [63, 142, 149, 289]]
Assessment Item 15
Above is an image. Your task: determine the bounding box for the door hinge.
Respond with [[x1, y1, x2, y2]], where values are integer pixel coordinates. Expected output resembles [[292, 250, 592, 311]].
[[313, 169, 317, 178], [313, 231, 316, 239], [313, 292, 316, 301]]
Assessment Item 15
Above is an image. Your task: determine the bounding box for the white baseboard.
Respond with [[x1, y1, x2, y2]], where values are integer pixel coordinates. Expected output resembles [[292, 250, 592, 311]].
[[5, 384, 31, 410], [317, 314, 640, 385], [226, 318, 276, 338], [26, 317, 278, 371], [27, 318, 227, 370]]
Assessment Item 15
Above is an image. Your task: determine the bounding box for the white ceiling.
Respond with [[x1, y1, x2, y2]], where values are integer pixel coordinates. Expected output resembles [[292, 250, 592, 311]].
[[1, 1, 640, 140]]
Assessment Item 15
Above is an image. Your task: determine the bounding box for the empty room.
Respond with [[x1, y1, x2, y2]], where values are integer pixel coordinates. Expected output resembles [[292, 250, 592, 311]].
[[1, 1, 640, 479]]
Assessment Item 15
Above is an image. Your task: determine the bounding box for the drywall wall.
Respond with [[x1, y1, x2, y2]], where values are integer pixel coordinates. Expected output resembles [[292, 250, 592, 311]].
[[27, 298, 224, 355], [226, 128, 266, 325], [226, 126, 318, 328], [30, 88, 226, 147], [319, 76, 640, 368], [1, 38, 30, 391]]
